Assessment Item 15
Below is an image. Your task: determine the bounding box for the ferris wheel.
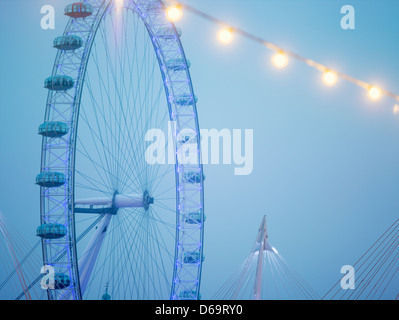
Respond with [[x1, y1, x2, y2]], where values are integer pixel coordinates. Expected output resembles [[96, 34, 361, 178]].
[[36, 0, 204, 300]]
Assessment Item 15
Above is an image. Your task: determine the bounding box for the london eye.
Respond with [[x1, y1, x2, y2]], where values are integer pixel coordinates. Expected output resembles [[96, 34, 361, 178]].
[[37, 0, 205, 300]]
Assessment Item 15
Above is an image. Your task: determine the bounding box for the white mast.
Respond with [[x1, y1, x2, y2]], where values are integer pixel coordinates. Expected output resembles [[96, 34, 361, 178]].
[[253, 215, 269, 300]]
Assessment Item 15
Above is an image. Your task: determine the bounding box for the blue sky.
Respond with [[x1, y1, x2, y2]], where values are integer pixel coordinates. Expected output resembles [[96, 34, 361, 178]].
[[0, 0, 398, 299]]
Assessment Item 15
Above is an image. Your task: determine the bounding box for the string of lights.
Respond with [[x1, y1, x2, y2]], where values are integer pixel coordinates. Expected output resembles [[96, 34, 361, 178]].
[[164, 1, 399, 112]]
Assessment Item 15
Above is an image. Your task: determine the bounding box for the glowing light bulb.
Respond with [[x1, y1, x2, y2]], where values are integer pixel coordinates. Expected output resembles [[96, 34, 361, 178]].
[[166, 6, 182, 22], [217, 28, 233, 44], [323, 70, 338, 86], [368, 86, 382, 100], [272, 51, 288, 69], [115, 0, 124, 12]]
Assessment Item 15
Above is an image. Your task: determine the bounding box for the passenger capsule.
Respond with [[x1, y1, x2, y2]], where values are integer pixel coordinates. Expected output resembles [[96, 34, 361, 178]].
[[36, 172, 66, 188], [53, 35, 83, 51], [44, 75, 74, 91], [144, 2, 162, 12], [156, 27, 182, 40], [166, 59, 191, 71], [64, 2, 93, 18], [185, 210, 206, 224], [173, 94, 198, 106], [183, 251, 204, 264], [53, 273, 71, 289], [179, 290, 201, 300], [183, 171, 204, 184], [36, 224, 67, 239], [177, 129, 197, 144], [101, 290, 111, 300], [178, 135, 194, 144], [38, 122, 69, 138]]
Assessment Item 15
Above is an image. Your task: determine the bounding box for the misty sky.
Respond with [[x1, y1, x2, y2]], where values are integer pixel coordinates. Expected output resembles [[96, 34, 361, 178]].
[[0, 0, 398, 299]]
